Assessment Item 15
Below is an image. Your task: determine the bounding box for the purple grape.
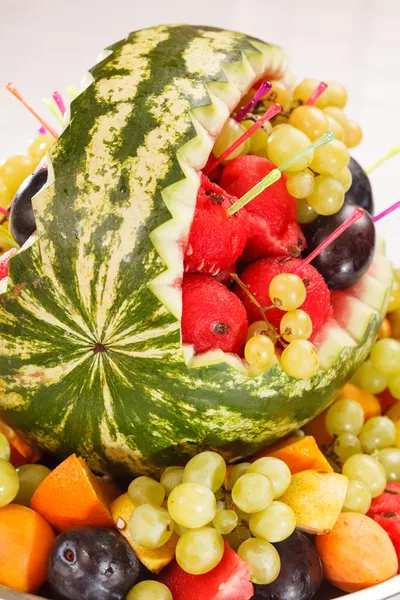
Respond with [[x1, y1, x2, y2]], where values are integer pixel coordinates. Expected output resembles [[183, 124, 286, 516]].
[[303, 202, 375, 290], [345, 157, 374, 215], [48, 527, 140, 600], [10, 167, 47, 246], [251, 530, 323, 600]]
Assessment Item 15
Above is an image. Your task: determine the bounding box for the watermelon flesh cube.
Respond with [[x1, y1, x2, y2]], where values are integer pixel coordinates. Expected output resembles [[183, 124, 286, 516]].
[[184, 175, 249, 276], [182, 274, 248, 354], [236, 257, 332, 339], [368, 484, 400, 571], [220, 155, 306, 259], [159, 540, 254, 600]]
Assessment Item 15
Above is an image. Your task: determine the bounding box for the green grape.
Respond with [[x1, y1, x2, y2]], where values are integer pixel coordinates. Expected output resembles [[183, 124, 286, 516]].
[[342, 480, 371, 514], [262, 80, 292, 112], [126, 580, 173, 600], [269, 273, 306, 311], [378, 448, 400, 482], [332, 433, 362, 464], [325, 115, 345, 143], [224, 522, 251, 551], [322, 106, 348, 128], [175, 527, 224, 574], [336, 166, 352, 192], [244, 335, 275, 367], [280, 309, 313, 342], [310, 139, 350, 178], [359, 416, 396, 454], [325, 399, 364, 437], [357, 359, 388, 394], [28, 135, 54, 163], [288, 106, 329, 141], [389, 373, 400, 401], [213, 118, 248, 160], [227, 463, 251, 490], [128, 504, 174, 549], [293, 78, 321, 105], [0, 433, 10, 461], [183, 451, 226, 493], [0, 458, 19, 507], [387, 278, 400, 313], [286, 169, 315, 199], [174, 521, 187, 536], [168, 482, 216, 528], [280, 340, 320, 379], [242, 119, 272, 154], [232, 472, 274, 513], [323, 81, 348, 108], [128, 476, 165, 506], [296, 198, 318, 224], [306, 175, 344, 216], [249, 501, 296, 542], [14, 464, 51, 506], [0, 156, 34, 197], [343, 120, 363, 148], [267, 126, 313, 172], [213, 509, 238, 534], [160, 466, 184, 496], [342, 454, 387, 498], [370, 338, 400, 374], [238, 538, 281, 584], [248, 457, 291, 498], [0, 179, 12, 211]]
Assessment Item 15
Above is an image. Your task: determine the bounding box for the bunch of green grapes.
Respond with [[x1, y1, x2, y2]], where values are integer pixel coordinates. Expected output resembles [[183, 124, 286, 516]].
[[127, 450, 296, 585], [0, 135, 54, 214], [243, 273, 319, 379], [324, 393, 400, 516]]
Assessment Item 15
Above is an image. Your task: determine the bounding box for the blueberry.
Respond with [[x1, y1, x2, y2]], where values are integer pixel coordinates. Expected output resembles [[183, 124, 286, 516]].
[[48, 527, 140, 600]]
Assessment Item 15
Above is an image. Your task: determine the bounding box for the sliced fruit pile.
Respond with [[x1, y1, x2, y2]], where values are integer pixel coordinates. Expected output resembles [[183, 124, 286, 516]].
[[0, 438, 397, 599]]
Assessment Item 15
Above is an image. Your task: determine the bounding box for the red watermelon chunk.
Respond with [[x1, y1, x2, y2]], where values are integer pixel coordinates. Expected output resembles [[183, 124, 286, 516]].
[[235, 257, 332, 339], [368, 484, 400, 571], [378, 389, 398, 412], [159, 540, 254, 600], [184, 175, 249, 276], [0, 248, 18, 280], [220, 156, 306, 260], [182, 274, 248, 354]]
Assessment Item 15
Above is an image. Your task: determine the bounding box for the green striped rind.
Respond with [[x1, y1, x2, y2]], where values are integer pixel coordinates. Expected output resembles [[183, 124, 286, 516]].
[[0, 25, 390, 475]]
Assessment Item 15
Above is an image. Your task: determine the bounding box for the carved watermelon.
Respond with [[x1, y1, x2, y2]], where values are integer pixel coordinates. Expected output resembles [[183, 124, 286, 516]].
[[0, 25, 392, 475]]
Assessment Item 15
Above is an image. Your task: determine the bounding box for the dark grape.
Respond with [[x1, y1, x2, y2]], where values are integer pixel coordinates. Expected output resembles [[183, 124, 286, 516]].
[[345, 157, 374, 215], [48, 527, 140, 600], [251, 530, 323, 600], [303, 202, 375, 290], [10, 167, 47, 246]]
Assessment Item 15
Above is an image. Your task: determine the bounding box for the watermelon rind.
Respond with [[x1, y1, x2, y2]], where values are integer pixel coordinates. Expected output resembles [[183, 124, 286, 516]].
[[0, 25, 392, 474]]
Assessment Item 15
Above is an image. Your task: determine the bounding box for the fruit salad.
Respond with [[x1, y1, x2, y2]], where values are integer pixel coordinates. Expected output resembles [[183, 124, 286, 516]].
[[0, 23, 399, 600]]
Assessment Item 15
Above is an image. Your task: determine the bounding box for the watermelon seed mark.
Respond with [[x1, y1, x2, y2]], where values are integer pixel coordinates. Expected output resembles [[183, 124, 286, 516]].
[[93, 343, 107, 354], [382, 512, 396, 518], [212, 322, 230, 335]]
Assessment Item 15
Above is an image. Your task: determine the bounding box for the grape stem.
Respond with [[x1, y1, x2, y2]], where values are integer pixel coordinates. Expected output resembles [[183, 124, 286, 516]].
[[230, 273, 279, 344]]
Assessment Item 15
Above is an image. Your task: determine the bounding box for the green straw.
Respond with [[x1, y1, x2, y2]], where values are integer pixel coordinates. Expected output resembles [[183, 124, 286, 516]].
[[0, 224, 19, 249], [366, 145, 400, 174], [227, 130, 335, 216]]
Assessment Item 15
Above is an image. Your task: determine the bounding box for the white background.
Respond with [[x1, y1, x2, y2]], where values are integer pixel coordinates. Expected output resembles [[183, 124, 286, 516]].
[[0, 0, 399, 257]]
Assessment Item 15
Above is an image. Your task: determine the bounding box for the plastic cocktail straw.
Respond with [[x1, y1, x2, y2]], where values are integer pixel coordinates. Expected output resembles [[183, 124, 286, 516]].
[[294, 207, 364, 272], [305, 81, 328, 106], [43, 97, 64, 125], [67, 85, 79, 100], [38, 126, 47, 135], [366, 145, 400, 174], [6, 83, 59, 139], [0, 208, 8, 217], [373, 201, 400, 223], [0, 224, 19, 249], [235, 81, 272, 122], [227, 130, 335, 216], [205, 103, 281, 176], [53, 91, 66, 116]]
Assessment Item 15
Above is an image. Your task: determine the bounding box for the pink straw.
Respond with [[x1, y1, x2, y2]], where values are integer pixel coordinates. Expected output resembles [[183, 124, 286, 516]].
[[235, 81, 272, 122], [6, 82, 59, 139], [38, 126, 46, 135], [305, 82, 328, 106], [205, 103, 281, 176], [0, 208, 8, 217], [373, 201, 400, 222], [52, 91, 66, 116], [294, 207, 364, 272]]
